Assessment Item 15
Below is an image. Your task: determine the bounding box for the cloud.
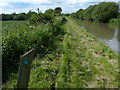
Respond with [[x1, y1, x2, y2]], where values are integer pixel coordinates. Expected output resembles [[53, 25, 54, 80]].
[[0, 1, 9, 7], [0, 0, 119, 14], [66, 0, 119, 4], [0, 0, 51, 3], [0, 0, 51, 8]]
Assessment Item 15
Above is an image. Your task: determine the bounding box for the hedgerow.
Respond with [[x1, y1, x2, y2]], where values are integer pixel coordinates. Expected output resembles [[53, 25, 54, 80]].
[[2, 14, 66, 83]]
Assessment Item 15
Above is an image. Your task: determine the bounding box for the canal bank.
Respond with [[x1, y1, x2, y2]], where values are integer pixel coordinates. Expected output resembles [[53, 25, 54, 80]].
[[77, 19, 120, 54], [2, 17, 119, 88], [58, 17, 119, 87]]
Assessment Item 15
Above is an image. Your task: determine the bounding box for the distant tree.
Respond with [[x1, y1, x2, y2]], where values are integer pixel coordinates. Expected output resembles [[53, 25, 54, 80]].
[[70, 9, 84, 19], [1, 14, 12, 20], [0, 14, 2, 21], [76, 9, 84, 19], [37, 8, 40, 13], [11, 12, 17, 20], [65, 13, 70, 16], [14, 13, 26, 20], [11, 12, 17, 16], [54, 7, 62, 14], [1, 14, 6, 20], [44, 9, 54, 14]]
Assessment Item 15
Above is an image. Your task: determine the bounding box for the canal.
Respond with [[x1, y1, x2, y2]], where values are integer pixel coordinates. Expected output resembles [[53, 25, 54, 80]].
[[78, 20, 120, 54]]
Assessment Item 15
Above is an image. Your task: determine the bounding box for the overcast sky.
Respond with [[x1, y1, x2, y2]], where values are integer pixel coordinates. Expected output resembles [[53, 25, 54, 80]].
[[0, 0, 119, 14]]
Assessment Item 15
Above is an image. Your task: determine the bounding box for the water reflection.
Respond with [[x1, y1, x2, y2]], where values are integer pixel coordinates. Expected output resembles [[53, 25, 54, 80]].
[[77, 20, 120, 54]]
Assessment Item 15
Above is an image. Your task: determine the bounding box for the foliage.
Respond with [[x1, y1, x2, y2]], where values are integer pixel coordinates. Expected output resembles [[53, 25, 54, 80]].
[[1, 14, 14, 21], [54, 7, 62, 15], [109, 18, 119, 25], [1, 13, 27, 21], [28, 13, 44, 25], [91, 2, 118, 22], [2, 15, 66, 83], [26, 10, 37, 20], [28, 8, 63, 25], [43, 9, 54, 22], [64, 13, 70, 16], [1, 7, 63, 21], [14, 13, 27, 20], [28, 12, 53, 25], [44, 9, 54, 14], [71, 2, 119, 23], [70, 13, 78, 19], [83, 5, 96, 20], [76, 9, 84, 19]]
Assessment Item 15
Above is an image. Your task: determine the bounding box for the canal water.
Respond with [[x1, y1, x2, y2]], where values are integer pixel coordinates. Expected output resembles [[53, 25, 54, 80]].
[[78, 20, 120, 54]]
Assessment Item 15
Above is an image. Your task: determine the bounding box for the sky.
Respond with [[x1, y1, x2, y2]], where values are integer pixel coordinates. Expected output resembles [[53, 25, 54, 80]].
[[0, 0, 119, 14]]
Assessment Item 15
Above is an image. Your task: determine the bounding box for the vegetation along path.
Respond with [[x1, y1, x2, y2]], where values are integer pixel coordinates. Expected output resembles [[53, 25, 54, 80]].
[[3, 17, 119, 88]]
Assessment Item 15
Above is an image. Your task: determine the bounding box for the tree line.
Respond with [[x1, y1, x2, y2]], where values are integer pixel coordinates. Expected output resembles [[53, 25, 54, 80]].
[[0, 7, 62, 21], [71, 2, 119, 23]]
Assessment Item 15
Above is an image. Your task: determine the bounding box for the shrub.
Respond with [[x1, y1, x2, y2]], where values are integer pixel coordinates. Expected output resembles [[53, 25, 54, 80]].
[[2, 17, 66, 83], [28, 13, 44, 25], [109, 18, 118, 25]]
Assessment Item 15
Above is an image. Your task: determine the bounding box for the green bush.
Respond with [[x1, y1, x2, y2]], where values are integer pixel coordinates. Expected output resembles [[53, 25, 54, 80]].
[[28, 13, 44, 25], [29, 12, 54, 25], [109, 18, 118, 25], [43, 12, 53, 23], [2, 17, 66, 83]]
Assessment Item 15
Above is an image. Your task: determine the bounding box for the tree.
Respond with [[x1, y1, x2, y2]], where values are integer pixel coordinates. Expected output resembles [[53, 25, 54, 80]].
[[71, 2, 119, 23], [83, 5, 96, 20], [14, 13, 26, 20], [54, 7, 62, 14], [91, 2, 118, 22], [45, 9, 54, 13], [2, 14, 13, 21], [76, 9, 84, 19], [43, 9, 54, 21], [70, 13, 78, 19], [27, 10, 37, 20], [37, 8, 40, 13]]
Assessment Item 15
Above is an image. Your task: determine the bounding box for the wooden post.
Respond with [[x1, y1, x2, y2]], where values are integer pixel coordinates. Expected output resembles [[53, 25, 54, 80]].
[[17, 48, 35, 89]]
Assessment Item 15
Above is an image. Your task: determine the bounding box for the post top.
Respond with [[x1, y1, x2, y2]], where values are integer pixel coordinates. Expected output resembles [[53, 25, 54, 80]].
[[20, 48, 35, 59]]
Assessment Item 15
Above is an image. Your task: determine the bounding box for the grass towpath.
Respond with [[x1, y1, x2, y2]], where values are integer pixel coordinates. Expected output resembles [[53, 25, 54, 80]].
[[57, 17, 118, 88], [3, 17, 119, 88]]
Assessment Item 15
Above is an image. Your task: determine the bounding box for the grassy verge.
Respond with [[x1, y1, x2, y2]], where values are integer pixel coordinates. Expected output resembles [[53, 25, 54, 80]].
[[56, 17, 119, 88], [2, 17, 119, 88]]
